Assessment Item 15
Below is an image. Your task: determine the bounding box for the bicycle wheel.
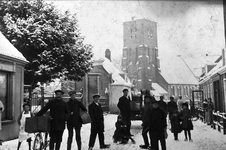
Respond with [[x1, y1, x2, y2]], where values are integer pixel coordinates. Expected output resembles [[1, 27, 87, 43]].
[[33, 133, 43, 150]]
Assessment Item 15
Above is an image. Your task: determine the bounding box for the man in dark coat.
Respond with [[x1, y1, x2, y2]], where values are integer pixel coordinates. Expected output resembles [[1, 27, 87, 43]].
[[88, 94, 110, 150], [66, 91, 87, 150], [167, 96, 178, 120], [36, 90, 69, 150], [117, 88, 132, 136], [149, 100, 167, 150], [159, 95, 167, 114], [139, 95, 153, 149]]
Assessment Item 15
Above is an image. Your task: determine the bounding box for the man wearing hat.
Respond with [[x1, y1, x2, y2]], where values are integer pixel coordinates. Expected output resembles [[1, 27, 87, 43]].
[[149, 99, 167, 150], [66, 91, 87, 150], [88, 94, 110, 150], [117, 88, 132, 136], [36, 90, 69, 150], [140, 95, 153, 149]]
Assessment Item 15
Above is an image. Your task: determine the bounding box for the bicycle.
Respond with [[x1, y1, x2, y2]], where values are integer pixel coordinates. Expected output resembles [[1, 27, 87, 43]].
[[33, 131, 49, 150]]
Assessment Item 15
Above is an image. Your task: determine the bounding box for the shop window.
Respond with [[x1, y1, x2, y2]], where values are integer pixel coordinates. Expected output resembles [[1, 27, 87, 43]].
[[0, 71, 12, 121]]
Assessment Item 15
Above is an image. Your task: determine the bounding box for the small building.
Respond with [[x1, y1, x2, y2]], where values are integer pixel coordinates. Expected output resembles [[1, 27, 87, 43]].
[[0, 32, 28, 141], [75, 50, 131, 113]]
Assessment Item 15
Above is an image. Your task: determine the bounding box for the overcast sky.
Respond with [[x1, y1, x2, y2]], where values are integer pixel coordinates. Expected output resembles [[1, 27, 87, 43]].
[[49, 0, 225, 75]]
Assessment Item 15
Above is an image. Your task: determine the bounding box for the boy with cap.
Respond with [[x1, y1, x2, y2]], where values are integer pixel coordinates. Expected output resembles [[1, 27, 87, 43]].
[[88, 94, 110, 150], [149, 99, 167, 150], [36, 90, 69, 150]]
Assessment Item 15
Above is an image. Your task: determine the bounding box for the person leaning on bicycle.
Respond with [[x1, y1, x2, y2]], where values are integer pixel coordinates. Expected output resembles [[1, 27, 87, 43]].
[[36, 90, 70, 150]]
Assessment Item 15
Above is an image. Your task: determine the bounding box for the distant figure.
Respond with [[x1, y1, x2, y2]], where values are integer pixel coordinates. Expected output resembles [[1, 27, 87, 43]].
[[139, 95, 153, 149], [149, 99, 167, 150], [159, 95, 167, 114], [0, 100, 4, 145], [167, 96, 178, 121], [170, 110, 182, 141], [177, 95, 184, 112], [203, 99, 208, 123], [206, 98, 214, 125], [88, 94, 110, 150], [117, 89, 132, 136], [67, 90, 87, 150], [36, 90, 70, 150], [17, 103, 33, 150], [180, 103, 193, 142]]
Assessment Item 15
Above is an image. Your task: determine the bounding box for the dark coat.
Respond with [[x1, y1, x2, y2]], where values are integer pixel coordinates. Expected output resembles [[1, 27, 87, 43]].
[[180, 109, 193, 130], [67, 98, 87, 127], [170, 112, 182, 133], [149, 107, 167, 139], [159, 100, 167, 114], [117, 96, 131, 120], [167, 100, 178, 118], [88, 101, 104, 133], [36, 98, 69, 131], [142, 104, 152, 124]]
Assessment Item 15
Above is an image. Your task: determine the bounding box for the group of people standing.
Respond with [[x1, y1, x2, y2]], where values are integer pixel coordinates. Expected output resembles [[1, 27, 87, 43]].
[[168, 96, 193, 142], [17, 90, 110, 150], [16, 88, 197, 150], [138, 95, 194, 150]]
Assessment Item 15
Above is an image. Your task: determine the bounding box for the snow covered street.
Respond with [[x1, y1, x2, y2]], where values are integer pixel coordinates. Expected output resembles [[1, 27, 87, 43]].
[[1, 114, 226, 150]]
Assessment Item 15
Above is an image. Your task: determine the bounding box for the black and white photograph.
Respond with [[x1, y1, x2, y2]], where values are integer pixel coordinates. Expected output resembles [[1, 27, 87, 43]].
[[0, 0, 226, 150]]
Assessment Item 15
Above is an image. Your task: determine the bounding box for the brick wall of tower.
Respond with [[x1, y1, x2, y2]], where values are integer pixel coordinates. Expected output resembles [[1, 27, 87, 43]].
[[122, 19, 160, 90]]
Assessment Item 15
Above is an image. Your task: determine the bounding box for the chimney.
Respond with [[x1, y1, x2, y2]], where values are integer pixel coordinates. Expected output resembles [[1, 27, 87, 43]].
[[105, 49, 111, 61]]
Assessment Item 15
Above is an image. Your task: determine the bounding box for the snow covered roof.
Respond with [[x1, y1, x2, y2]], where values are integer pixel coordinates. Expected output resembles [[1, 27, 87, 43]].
[[160, 56, 198, 85], [0, 32, 27, 62], [152, 83, 168, 94], [93, 58, 131, 86], [199, 59, 224, 84]]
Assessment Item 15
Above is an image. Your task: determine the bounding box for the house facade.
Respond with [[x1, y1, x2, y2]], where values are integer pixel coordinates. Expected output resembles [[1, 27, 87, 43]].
[[74, 50, 131, 113], [0, 32, 28, 141]]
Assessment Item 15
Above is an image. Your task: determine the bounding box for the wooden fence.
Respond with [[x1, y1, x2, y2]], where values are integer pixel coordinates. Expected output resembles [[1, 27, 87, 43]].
[[197, 108, 226, 135]]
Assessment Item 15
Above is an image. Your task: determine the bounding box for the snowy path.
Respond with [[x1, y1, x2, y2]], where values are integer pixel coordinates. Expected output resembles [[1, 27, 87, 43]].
[[1, 114, 226, 150]]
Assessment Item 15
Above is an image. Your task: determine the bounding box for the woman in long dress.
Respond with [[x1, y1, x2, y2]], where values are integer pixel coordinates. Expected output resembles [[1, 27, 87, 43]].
[[17, 103, 33, 150]]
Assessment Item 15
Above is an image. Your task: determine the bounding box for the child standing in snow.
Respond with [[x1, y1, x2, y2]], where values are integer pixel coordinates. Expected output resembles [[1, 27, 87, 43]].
[[180, 102, 193, 142], [17, 103, 33, 150], [170, 110, 182, 141]]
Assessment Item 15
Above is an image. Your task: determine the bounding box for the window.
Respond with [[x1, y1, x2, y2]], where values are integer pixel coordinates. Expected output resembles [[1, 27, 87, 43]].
[[0, 71, 11, 120]]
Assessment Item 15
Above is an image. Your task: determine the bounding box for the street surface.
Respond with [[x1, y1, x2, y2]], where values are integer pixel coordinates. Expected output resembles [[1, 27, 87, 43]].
[[1, 114, 226, 150]]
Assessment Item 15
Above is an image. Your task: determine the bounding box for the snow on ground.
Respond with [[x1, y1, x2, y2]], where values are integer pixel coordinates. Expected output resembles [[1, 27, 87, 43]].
[[1, 114, 226, 150]]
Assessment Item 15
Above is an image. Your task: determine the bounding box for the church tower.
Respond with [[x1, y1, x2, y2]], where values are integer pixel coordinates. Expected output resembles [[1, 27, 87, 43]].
[[121, 19, 160, 90]]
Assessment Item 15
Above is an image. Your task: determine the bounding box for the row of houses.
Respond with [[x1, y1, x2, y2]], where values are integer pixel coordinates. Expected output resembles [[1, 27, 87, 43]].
[[199, 49, 226, 113]]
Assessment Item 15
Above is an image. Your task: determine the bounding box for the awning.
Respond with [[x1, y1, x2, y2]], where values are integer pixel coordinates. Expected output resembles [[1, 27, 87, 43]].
[[152, 83, 168, 95]]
